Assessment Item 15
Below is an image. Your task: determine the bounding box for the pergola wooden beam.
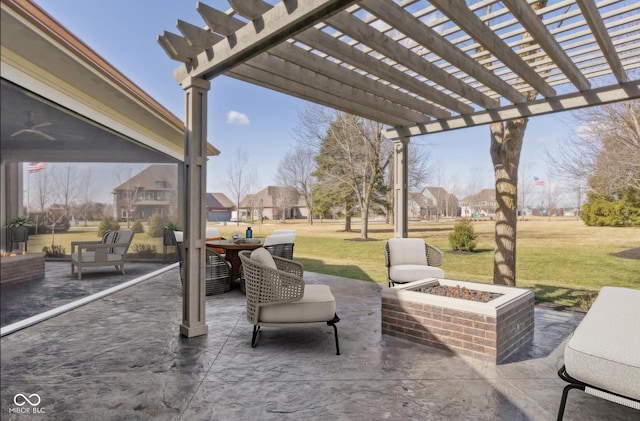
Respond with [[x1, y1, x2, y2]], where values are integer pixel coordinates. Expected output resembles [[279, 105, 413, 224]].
[[196, 2, 244, 36], [173, 0, 357, 82], [576, 0, 629, 83], [385, 80, 640, 138], [365, 0, 527, 106], [244, 53, 430, 125], [268, 43, 451, 119], [501, 0, 591, 91], [429, 0, 556, 98], [294, 28, 474, 115], [327, 10, 499, 110]]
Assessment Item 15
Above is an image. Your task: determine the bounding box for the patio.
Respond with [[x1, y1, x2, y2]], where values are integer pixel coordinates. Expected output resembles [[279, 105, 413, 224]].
[[1, 265, 637, 420]]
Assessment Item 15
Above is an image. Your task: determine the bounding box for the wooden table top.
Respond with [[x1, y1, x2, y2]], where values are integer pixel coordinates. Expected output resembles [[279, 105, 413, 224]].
[[206, 239, 262, 250]]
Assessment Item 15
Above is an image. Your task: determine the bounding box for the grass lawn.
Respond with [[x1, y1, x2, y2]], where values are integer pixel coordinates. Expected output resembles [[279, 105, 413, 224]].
[[23, 217, 639, 308]]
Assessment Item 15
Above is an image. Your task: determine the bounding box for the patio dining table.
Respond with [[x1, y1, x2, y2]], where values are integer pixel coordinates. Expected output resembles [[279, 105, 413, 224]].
[[206, 239, 263, 286]]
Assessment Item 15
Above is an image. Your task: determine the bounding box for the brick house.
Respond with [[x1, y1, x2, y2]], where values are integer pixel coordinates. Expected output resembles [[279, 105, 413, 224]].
[[240, 186, 308, 221], [113, 164, 177, 222], [460, 189, 497, 217]]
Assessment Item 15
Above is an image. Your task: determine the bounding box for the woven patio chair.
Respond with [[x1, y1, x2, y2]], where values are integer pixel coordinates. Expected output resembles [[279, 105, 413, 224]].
[[176, 241, 232, 295], [240, 233, 295, 294], [239, 249, 340, 355], [384, 238, 445, 287]]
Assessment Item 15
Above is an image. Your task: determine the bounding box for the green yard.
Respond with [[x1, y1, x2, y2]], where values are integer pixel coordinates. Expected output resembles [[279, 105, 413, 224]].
[[23, 217, 639, 308]]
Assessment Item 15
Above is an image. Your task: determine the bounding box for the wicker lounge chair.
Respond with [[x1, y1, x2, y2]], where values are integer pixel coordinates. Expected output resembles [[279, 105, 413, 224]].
[[176, 241, 232, 295], [384, 238, 445, 287], [70, 229, 134, 280], [239, 248, 340, 354]]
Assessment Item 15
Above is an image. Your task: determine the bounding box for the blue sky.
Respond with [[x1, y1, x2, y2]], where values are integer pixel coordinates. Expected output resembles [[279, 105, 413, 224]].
[[33, 0, 574, 204]]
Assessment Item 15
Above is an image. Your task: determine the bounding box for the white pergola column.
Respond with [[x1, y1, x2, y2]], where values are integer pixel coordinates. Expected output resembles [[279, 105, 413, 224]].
[[393, 137, 409, 238], [179, 76, 210, 337]]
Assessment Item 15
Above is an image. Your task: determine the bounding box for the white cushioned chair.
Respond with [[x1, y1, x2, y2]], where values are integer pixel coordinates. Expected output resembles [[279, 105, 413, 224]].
[[384, 238, 444, 287], [71, 229, 134, 280], [238, 248, 340, 354], [557, 287, 640, 419]]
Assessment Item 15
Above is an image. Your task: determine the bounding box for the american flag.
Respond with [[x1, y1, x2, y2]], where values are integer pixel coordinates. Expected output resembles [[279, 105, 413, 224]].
[[533, 176, 546, 186], [27, 162, 46, 173]]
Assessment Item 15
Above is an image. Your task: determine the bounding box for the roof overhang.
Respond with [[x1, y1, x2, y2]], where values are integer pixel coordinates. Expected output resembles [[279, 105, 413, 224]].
[[160, 0, 640, 139], [1, 0, 220, 163]]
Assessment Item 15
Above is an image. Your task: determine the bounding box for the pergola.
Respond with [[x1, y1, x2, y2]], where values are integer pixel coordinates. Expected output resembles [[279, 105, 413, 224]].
[[158, 0, 640, 337]]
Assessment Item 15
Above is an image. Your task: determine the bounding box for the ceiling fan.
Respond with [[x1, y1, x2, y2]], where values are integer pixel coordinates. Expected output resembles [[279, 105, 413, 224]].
[[11, 112, 56, 140]]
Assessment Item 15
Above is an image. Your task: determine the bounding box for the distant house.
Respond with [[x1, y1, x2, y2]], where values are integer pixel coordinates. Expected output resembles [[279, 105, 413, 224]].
[[460, 189, 496, 217], [206, 193, 234, 222], [409, 187, 459, 219], [113, 164, 177, 222], [240, 186, 308, 221]]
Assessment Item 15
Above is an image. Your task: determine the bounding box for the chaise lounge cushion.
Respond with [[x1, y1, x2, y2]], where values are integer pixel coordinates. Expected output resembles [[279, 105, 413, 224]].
[[564, 286, 640, 400], [259, 284, 336, 324]]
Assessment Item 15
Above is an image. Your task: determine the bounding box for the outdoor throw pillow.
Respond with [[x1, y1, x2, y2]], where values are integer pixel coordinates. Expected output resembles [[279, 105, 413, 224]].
[[251, 247, 277, 269]]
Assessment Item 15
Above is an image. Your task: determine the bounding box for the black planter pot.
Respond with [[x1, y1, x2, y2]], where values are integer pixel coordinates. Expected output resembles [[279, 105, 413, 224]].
[[10, 226, 29, 243], [163, 230, 177, 246]]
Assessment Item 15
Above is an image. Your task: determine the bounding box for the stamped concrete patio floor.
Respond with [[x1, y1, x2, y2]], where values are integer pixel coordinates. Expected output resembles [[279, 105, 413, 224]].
[[1, 267, 636, 420]]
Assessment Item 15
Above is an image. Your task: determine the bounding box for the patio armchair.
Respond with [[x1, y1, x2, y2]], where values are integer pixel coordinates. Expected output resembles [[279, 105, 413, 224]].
[[176, 241, 232, 295], [71, 229, 134, 280], [240, 233, 296, 294], [239, 248, 340, 355], [384, 238, 445, 287]]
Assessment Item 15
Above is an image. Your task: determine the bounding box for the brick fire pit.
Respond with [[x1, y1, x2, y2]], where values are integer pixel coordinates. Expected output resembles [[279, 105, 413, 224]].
[[382, 278, 534, 364], [0, 253, 45, 285]]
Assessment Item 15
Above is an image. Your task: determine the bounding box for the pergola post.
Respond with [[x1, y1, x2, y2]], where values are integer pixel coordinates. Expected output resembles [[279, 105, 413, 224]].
[[393, 136, 409, 238], [179, 76, 210, 337]]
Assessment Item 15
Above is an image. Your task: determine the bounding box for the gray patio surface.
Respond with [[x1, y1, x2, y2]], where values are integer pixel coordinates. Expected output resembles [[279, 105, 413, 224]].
[[1, 265, 637, 420]]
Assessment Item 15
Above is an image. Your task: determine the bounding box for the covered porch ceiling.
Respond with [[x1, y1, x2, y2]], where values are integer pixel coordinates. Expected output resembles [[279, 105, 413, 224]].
[[159, 0, 639, 139]]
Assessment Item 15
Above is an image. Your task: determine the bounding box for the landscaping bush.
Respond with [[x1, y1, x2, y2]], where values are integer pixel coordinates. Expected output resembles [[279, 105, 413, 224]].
[[42, 244, 66, 257], [581, 190, 640, 227], [449, 218, 478, 252], [147, 214, 166, 238], [132, 243, 157, 258], [131, 219, 145, 234], [98, 217, 120, 237]]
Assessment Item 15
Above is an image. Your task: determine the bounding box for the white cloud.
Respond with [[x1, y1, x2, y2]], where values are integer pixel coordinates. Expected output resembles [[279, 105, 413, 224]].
[[226, 110, 250, 126]]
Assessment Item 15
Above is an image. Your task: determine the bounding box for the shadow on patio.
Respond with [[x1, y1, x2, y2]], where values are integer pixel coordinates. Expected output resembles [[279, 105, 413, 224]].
[[1, 266, 637, 420]]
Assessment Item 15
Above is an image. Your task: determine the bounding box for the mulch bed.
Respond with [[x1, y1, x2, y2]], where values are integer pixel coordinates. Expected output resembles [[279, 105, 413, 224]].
[[611, 247, 640, 260], [415, 285, 503, 303]]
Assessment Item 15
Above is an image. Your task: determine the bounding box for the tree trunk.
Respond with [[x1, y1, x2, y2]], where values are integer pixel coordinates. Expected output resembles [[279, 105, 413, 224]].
[[490, 119, 527, 286], [360, 206, 369, 239]]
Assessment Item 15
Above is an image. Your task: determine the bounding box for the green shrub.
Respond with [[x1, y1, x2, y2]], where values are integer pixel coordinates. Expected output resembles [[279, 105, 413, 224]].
[[581, 190, 640, 227], [131, 220, 145, 234], [449, 218, 478, 252], [147, 214, 166, 238], [42, 244, 66, 257], [98, 217, 120, 237], [132, 243, 157, 258]]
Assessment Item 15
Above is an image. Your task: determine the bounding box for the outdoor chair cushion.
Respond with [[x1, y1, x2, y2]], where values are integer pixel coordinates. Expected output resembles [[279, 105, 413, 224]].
[[251, 247, 277, 269], [387, 238, 428, 266], [260, 284, 336, 324], [389, 265, 445, 283], [564, 286, 640, 400]]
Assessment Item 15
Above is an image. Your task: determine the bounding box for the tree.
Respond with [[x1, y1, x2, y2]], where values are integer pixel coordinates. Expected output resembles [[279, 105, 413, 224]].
[[314, 112, 391, 239], [489, 1, 546, 286], [276, 146, 317, 224], [227, 147, 256, 225], [53, 164, 79, 218], [547, 100, 639, 195]]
